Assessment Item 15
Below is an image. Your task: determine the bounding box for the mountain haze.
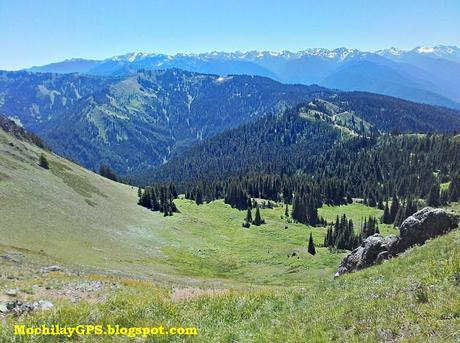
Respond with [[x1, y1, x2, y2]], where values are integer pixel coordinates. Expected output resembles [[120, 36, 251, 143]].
[[26, 46, 460, 109]]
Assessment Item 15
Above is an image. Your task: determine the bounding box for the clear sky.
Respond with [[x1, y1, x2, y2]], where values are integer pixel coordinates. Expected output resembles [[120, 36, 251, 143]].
[[0, 0, 459, 70]]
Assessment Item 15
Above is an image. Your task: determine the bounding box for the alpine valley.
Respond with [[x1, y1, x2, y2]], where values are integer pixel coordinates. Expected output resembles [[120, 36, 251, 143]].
[[1, 46, 460, 342]]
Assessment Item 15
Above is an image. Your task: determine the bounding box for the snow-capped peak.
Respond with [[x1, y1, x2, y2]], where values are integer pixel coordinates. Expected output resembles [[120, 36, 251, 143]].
[[375, 47, 404, 56], [416, 46, 435, 54], [109, 52, 154, 62]]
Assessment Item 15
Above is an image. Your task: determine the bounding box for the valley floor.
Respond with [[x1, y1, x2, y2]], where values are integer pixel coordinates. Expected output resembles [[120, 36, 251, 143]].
[[0, 228, 459, 342]]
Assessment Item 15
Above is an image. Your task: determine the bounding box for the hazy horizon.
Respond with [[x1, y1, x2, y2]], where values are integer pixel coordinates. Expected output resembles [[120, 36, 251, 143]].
[[2, 45, 460, 71], [1, 0, 459, 70]]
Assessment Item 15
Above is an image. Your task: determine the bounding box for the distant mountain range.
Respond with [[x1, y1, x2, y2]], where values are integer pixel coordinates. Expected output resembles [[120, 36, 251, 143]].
[[26, 46, 460, 109]]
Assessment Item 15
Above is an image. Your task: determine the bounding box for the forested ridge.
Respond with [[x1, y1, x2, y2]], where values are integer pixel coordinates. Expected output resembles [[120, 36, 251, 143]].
[[135, 103, 460, 230], [1, 69, 460, 175]]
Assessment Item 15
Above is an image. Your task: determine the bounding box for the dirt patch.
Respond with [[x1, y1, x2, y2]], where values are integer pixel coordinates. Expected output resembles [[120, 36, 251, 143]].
[[36, 281, 117, 304], [170, 287, 229, 302]]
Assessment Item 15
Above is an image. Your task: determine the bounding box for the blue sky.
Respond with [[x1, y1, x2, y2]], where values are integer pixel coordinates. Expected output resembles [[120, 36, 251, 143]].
[[0, 0, 459, 70]]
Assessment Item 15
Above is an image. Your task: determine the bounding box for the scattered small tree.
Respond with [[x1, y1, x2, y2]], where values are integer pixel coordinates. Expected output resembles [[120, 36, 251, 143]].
[[308, 232, 316, 255], [389, 195, 400, 223], [99, 164, 118, 182], [39, 153, 49, 169], [253, 204, 265, 226], [195, 187, 203, 205], [245, 207, 253, 223], [381, 201, 391, 224], [426, 183, 441, 207]]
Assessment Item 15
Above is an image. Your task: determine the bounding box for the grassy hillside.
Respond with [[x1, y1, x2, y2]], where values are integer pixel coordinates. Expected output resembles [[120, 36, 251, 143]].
[[1, 129, 459, 341], [0, 128, 347, 285], [1, 217, 459, 341]]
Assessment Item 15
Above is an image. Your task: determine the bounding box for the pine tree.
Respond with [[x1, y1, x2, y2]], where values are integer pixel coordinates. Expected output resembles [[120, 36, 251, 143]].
[[39, 153, 49, 169], [382, 201, 391, 224], [389, 195, 400, 223], [393, 205, 405, 227], [405, 197, 418, 218], [245, 207, 253, 223], [285, 203, 289, 217], [324, 227, 330, 247], [426, 183, 441, 207], [308, 232, 316, 255], [253, 204, 265, 226], [195, 187, 203, 205], [440, 190, 450, 205], [448, 175, 459, 202]]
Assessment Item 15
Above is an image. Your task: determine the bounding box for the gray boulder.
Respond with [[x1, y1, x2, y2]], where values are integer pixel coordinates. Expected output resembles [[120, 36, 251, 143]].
[[336, 234, 388, 276], [0, 299, 54, 316], [5, 289, 18, 297], [399, 207, 458, 246], [33, 300, 54, 311], [336, 207, 459, 276], [0, 302, 9, 313], [40, 265, 62, 273]]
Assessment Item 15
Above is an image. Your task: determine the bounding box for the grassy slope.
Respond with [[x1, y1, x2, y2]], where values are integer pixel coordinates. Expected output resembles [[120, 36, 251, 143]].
[[2, 226, 459, 342], [1, 129, 459, 341], [0, 129, 346, 285]]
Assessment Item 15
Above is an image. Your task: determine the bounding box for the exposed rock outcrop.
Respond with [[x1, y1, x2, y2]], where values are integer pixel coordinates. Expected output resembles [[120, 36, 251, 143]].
[[40, 265, 62, 273], [0, 300, 53, 316], [336, 207, 458, 276]]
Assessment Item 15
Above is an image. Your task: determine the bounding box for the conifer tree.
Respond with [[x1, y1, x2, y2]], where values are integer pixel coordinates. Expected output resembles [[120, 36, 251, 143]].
[[195, 187, 203, 205], [382, 201, 391, 224], [308, 232, 316, 255], [245, 207, 253, 223], [448, 175, 459, 202], [426, 183, 440, 207], [253, 204, 265, 226], [440, 190, 449, 205], [393, 205, 406, 227], [405, 197, 417, 218], [389, 195, 400, 223]]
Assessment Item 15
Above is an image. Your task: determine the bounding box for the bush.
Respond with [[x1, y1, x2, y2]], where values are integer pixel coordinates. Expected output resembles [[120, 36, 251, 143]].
[[39, 154, 49, 169]]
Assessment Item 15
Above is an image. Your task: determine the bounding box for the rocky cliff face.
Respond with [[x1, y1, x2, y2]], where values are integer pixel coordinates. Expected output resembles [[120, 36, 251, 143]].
[[336, 207, 459, 276]]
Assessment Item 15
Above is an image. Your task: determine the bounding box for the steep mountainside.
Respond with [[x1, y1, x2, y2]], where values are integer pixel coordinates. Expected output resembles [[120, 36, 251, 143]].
[[134, 106, 344, 185], [136, 97, 460, 186], [25, 46, 460, 108], [0, 115, 46, 148], [0, 69, 329, 174], [0, 71, 115, 130]]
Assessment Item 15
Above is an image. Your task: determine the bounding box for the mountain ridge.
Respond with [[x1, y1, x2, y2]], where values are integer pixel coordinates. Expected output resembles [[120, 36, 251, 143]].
[[2, 68, 460, 175], [0, 69, 331, 174], [25, 45, 460, 109]]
